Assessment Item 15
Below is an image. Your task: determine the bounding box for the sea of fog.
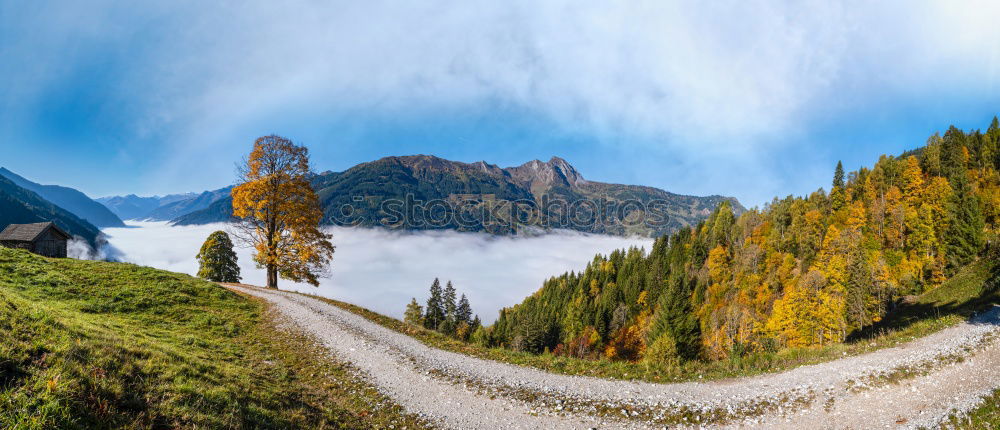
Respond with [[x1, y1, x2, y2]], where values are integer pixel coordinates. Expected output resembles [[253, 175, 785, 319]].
[[102, 222, 652, 323]]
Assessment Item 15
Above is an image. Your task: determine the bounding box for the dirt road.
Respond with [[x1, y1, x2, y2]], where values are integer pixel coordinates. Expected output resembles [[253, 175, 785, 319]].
[[230, 284, 1000, 429]]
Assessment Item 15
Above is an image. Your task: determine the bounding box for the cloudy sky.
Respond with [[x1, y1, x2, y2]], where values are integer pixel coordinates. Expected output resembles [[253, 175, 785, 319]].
[[2, 1, 999, 206]]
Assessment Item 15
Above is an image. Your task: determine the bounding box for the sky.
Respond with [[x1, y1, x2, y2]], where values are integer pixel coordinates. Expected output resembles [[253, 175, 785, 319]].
[[2, 1, 1000, 207], [102, 222, 652, 322]]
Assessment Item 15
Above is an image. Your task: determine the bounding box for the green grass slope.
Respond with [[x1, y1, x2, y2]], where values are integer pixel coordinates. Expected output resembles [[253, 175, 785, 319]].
[[0, 248, 427, 429]]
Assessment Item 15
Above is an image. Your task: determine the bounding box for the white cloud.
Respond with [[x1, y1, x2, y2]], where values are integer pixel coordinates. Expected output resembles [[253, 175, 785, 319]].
[[4, 1, 999, 204], [102, 222, 651, 323]]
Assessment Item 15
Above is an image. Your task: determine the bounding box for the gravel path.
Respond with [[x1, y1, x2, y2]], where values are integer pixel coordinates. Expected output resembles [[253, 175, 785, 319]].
[[230, 285, 1000, 429]]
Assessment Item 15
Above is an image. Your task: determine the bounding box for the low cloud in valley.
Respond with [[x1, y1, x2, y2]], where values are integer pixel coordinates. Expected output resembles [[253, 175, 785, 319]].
[[103, 222, 651, 323]]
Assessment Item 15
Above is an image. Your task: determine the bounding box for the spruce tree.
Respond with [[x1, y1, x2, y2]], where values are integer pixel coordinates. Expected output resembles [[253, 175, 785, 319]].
[[833, 161, 845, 189], [441, 281, 458, 335], [945, 177, 985, 272], [941, 125, 968, 185], [987, 116, 1000, 170], [196, 231, 241, 283], [404, 298, 424, 326], [424, 278, 445, 330], [456, 294, 472, 326], [831, 161, 847, 211]]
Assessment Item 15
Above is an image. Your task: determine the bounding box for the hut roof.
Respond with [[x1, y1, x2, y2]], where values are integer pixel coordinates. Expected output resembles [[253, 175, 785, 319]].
[[0, 222, 71, 242]]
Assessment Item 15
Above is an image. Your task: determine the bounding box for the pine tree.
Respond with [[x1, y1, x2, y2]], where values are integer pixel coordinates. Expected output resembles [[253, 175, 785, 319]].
[[441, 281, 458, 335], [196, 231, 241, 283], [833, 161, 845, 189], [456, 294, 473, 326], [941, 125, 968, 185], [921, 133, 944, 177], [404, 298, 424, 326], [945, 177, 985, 272], [424, 278, 445, 330], [987, 116, 1000, 170]]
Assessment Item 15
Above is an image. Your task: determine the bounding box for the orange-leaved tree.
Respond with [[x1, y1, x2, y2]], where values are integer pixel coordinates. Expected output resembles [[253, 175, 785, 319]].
[[231, 135, 334, 289]]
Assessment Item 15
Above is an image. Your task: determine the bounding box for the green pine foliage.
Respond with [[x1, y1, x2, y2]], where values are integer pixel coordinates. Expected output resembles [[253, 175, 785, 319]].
[[195, 230, 241, 283], [945, 178, 985, 272], [410, 279, 480, 341], [441, 281, 457, 335], [423, 278, 444, 331]]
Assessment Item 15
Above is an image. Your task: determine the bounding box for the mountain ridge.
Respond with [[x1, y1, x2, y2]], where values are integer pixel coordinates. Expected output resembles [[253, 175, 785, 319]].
[[168, 155, 742, 237], [0, 167, 125, 228], [96, 193, 197, 220], [0, 174, 102, 246]]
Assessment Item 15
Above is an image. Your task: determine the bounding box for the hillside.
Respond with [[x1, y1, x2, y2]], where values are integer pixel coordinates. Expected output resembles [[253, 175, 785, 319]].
[[143, 187, 232, 221], [172, 155, 742, 237], [0, 168, 124, 228], [0, 175, 102, 246], [0, 248, 427, 429], [96, 189, 228, 222], [96, 193, 196, 220], [489, 117, 1000, 363]]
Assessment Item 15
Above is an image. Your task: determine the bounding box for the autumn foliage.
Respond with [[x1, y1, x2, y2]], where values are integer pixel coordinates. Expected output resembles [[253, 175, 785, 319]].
[[490, 117, 1000, 362], [231, 135, 334, 288]]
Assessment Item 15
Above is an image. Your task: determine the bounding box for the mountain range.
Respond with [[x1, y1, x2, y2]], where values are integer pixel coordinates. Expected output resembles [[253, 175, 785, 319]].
[[2, 156, 741, 240], [0, 174, 102, 246], [0, 168, 124, 228], [97, 188, 232, 221], [169, 155, 743, 237], [95, 193, 196, 220]]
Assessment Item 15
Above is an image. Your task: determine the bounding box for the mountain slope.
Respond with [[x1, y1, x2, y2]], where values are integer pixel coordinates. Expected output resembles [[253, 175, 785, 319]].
[[0, 167, 125, 228], [173, 155, 742, 237], [96, 193, 195, 220], [489, 117, 1000, 364], [0, 247, 426, 429], [0, 174, 102, 246], [143, 186, 232, 221]]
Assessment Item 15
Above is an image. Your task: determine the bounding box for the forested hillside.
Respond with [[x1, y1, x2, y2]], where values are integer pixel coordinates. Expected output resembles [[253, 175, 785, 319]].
[[0, 175, 102, 247], [489, 118, 1000, 363], [0, 167, 125, 228], [172, 155, 741, 237]]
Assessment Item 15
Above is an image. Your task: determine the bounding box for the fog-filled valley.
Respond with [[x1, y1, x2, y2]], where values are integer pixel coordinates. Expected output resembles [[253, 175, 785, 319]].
[[103, 222, 652, 322]]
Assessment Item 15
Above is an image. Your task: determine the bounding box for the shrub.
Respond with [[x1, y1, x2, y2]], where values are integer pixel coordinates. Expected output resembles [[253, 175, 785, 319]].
[[643, 333, 680, 368]]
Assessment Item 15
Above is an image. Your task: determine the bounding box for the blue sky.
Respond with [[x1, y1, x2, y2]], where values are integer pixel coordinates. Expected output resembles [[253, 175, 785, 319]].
[[1, 1, 999, 207]]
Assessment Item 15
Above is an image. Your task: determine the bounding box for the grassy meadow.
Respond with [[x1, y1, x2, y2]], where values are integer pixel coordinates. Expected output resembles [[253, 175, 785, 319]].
[[0, 248, 428, 429]]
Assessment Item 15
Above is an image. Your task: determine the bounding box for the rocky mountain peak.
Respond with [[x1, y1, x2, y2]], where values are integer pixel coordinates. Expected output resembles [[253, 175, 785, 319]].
[[507, 156, 587, 188]]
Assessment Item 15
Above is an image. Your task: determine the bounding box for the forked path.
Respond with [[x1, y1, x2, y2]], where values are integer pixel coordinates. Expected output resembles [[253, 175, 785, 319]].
[[230, 284, 1000, 429]]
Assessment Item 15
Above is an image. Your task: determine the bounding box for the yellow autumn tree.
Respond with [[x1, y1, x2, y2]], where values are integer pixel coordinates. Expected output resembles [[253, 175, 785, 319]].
[[767, 270, 823, 347], [231, 135, 335, 289], [901, 155, 924, 204]]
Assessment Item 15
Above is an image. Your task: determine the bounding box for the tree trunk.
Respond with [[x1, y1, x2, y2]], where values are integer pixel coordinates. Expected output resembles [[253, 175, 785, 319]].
[[267, 264, 278, 289]]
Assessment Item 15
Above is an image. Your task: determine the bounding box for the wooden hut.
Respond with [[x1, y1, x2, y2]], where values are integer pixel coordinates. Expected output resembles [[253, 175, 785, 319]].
[[0, 222, 71, 258]]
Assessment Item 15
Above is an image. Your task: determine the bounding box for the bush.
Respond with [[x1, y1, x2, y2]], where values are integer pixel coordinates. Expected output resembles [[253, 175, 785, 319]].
[[469, 326, 489, 347], [643, 333, 680, 368]]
